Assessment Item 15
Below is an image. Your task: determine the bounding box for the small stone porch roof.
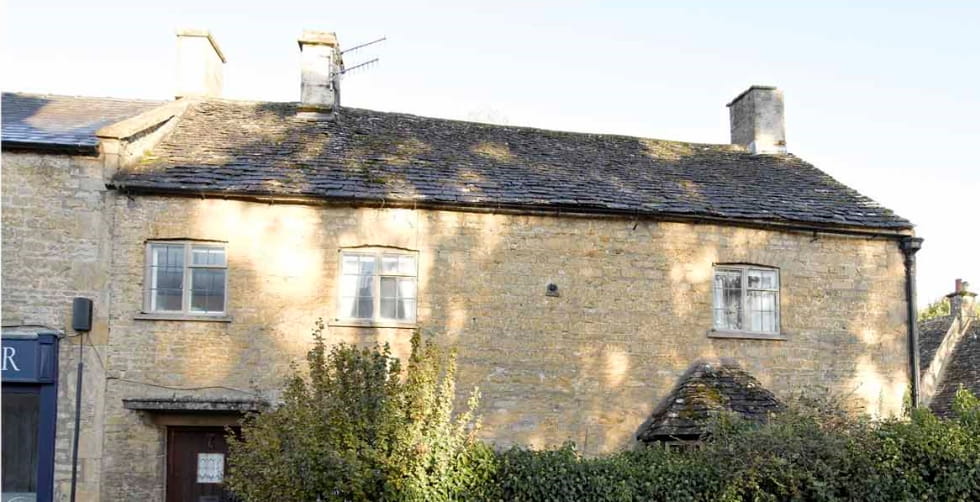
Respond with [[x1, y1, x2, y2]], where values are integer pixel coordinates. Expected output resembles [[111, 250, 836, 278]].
[[123, 397, 265, 414], [637, 361, 782, 442]]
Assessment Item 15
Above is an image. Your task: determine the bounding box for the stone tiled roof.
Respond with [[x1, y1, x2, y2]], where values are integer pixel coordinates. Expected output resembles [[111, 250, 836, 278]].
[[636, 362, 782, 442], [1, 92, 161, 154], [918, 316, 953, 372], [920, 317, 980, 418], [110, 99, 913, 230]]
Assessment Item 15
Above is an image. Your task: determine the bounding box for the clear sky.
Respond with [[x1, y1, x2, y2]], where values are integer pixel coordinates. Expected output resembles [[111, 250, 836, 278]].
[[3, 1, 977, 304]]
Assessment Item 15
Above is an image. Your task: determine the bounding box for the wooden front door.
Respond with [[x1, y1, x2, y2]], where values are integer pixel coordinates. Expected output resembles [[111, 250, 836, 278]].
[[166, 427, 237, 502]]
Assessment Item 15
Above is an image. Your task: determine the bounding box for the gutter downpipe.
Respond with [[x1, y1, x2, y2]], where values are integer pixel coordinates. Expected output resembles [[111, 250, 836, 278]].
[[900, 236, 924, 408]]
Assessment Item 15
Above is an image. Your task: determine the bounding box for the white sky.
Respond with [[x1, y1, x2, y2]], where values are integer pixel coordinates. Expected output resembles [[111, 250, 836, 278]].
[[3, 1, 977, 304]]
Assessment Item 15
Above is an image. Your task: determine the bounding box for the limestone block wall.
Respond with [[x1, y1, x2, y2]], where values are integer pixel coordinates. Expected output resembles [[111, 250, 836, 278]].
[[1, 152, 111, 502], [99, 195, 910, 499]]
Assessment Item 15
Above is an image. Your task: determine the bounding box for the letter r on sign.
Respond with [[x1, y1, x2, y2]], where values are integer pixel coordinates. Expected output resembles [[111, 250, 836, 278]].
[[2, 346, 20, 372]]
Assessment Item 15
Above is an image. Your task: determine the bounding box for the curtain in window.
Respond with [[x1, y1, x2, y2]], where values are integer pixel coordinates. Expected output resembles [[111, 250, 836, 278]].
[[713, 270, 742, 330], [340, 255, 376, 319]]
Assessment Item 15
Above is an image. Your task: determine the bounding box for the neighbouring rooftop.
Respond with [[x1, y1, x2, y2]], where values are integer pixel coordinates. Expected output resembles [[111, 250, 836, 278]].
[[1, 92, 162, 154], [919, 306, 980, 418]]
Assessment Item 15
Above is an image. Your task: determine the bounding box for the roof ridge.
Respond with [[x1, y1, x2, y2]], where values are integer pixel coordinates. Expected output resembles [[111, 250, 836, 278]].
[[187, 97, 748, 150]]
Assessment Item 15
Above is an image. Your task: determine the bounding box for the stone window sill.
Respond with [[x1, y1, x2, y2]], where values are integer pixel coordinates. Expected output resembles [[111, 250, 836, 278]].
[[134, 313, 232, 323], [329, 319, 417, 330], [707, 329, 786, 341]]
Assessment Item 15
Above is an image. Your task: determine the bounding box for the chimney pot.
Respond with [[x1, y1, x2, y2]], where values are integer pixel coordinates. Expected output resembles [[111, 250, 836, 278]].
[[298, 30, 342, 116], [175, 28, 225, 99], [947, 278, 977, 320], [727, 86, 786, 154]]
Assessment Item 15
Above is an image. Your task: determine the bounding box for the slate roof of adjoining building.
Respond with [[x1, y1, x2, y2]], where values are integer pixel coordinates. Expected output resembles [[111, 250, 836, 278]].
[[636, 362, 782, 442], [918, 315, 953, 370], [109, 99, 913, 230], [919, 316, 980, 418], [1, 92, 162, 154]]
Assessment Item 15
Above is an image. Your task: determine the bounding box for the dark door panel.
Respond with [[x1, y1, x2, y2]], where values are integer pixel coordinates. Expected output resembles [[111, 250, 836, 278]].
[[166, 427, 238, 502]]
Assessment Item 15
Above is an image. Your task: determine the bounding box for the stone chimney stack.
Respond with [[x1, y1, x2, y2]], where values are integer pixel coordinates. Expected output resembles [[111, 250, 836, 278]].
[[727, 86, 786, 154], [297, 30, 342, 115], [175, 28, 226, 99], [947, 279, 977, 321]]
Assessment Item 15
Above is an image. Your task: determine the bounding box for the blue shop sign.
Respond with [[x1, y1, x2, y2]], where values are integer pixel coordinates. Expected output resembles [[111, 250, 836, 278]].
[[2, 335, 58, 383], [2, 331, 60, 502]]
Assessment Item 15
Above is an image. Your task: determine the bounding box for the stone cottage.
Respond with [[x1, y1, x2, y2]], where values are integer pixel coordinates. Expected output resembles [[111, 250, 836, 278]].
[[2, 29, 923, 501]]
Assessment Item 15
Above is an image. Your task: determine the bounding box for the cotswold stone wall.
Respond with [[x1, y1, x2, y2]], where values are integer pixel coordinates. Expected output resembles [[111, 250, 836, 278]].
[[100, 195, 910, 500], [1, 152, 111, 502]]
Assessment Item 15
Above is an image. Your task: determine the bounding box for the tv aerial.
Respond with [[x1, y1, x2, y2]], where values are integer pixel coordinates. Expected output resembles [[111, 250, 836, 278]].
[[340, 36, 386, 76]]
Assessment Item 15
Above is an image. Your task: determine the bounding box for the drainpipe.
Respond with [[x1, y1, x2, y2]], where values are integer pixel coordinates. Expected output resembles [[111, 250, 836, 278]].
[[900, 237, 924, 408]]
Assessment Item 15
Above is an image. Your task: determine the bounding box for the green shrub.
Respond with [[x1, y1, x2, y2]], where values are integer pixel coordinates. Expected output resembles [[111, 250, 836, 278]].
[[482, 391, 980, 502], [225, 320, 486, 502], [868, 389, 980, 501], [226, 325, 980, 502]]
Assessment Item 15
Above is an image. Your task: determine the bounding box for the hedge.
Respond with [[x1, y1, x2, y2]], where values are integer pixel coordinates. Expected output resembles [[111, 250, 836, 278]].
[[226, 325, 980, 501]]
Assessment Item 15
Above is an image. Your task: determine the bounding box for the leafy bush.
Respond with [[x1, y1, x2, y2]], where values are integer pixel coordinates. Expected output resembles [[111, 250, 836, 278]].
[[482, 391, 980, 502], [225, 323, 980, 501], [488, 442, 719, 502], [225, 320, 487, 501], [867, 389, 980, 501]]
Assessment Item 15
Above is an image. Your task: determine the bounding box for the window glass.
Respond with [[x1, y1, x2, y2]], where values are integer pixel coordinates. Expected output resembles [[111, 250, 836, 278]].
[[381, 255, 399, 274], [190, 268, 226, 313], [713, 266, 778, 334], [713, 270, 742, 330], [339, 250, 418, 322], [748, 290, 778, 332], [747, 269, 777, 290], [192, 246, 226, 266], [341, 255, 360, 274], [151, 244, 185, 312], [2, 391, 39, 499], [398, 255, 416, 275], [147, 242, 227, 315], [340, 254, 376, 319]]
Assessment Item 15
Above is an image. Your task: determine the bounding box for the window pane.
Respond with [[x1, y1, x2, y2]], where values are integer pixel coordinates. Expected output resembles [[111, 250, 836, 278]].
[[381, 255, 399, 274], [192, 246, 225, 266], [748, 269, 777, 290], [398, 278, 416, 299], [152, 244, 185, 267], [748, 290, 777, 332], [380, 298, 397, 319], [355, 272, 373, 299], [359, 256, 376, 275], [380, 277, 397, 299], [356, 296, 373, 318], [398, 299, 417, 321], [399, 255, 416, 275], [713, 270, 742, 330], [340, 253, 377, 319], [342, 255, 360, 274], [191, 269, 226, 313], [2, 391, 39, 497], [150, 244, 184, 312], [339, 275, 358, 298], [154, 289, 183, 311]]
